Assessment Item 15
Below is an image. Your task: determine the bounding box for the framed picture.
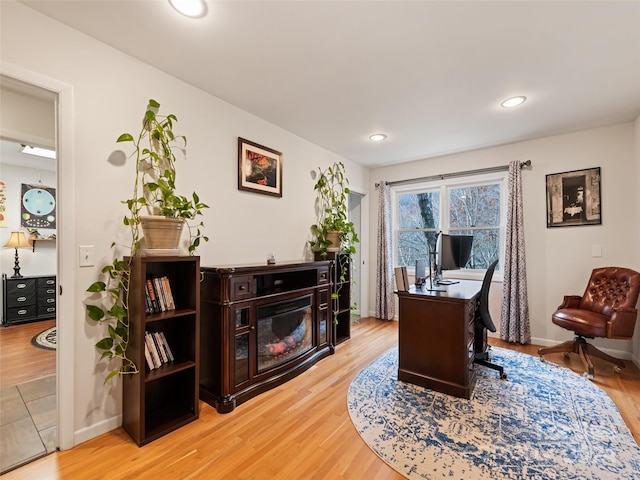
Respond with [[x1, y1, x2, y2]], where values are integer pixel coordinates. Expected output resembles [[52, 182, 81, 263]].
[[546, 167, 601, 228], [238, 137, 282, 197]]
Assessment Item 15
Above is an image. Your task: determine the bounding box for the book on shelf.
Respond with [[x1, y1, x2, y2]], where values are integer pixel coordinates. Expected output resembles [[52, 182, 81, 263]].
[[153, 331, 169, 364], [144, 331, 162, 369], [145, 279, 160, 313], [162, 276, 175, 310], [144, 329, 175, 369], [153, 276, 166, 312], [146, 275, 176, 313], [159, 331, 175, 362], [143, 341, 155, 370]]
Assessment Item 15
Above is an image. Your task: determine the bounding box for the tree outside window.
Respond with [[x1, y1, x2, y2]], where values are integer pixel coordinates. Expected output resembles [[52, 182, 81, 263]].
[[395, 178, 504, 270]]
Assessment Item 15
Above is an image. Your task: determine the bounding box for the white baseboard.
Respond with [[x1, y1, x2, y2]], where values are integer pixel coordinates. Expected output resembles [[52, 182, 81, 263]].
[[74, 414, 121, 447]]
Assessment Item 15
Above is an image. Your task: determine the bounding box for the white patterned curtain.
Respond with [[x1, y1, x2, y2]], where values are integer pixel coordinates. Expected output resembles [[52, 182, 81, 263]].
[[500, 161, 531, 343], [375, 181, 395, 320]]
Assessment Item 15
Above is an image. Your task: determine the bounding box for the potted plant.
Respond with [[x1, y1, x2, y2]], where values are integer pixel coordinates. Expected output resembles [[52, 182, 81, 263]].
[[309, 161, 359, 324], [309, 161, 359, 256], [85, 99, 208, 383]]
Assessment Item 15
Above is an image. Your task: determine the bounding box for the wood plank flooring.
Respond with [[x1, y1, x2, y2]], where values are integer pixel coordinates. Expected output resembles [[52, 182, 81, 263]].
[[0, 319, 56, 387], [2, 317, 639, 480]]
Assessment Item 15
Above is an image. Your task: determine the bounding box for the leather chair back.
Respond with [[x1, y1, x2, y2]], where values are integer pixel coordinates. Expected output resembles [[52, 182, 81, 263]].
[[579, 267, 640, 317]]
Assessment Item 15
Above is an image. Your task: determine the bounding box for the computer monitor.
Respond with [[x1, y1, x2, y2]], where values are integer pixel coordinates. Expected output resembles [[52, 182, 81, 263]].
[[434, 232, 473, 284]]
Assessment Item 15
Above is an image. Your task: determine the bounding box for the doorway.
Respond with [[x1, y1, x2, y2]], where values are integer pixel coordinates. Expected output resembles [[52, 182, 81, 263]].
[[0, 76, 58, 473], [348, 192, 363, 316]]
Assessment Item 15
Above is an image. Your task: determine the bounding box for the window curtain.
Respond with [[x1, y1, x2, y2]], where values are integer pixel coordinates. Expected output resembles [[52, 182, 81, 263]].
[[375, 181, 395, 320], [500, 161, 531, 343]]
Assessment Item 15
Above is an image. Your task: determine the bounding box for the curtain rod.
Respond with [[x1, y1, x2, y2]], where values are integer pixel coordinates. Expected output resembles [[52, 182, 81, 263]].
[[376, 160, 531, 188]]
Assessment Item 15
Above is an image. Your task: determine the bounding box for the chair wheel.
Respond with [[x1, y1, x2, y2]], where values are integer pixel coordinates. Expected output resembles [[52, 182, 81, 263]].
[[614, 366, 622, 374], [501, 373, 507, 380], [562, 352, 570, 358], [539, 355, 545, 363], [583, 372, 594, 380]]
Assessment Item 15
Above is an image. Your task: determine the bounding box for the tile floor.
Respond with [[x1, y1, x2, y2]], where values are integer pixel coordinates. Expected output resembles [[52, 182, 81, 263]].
[[0, 374, 56, 474]]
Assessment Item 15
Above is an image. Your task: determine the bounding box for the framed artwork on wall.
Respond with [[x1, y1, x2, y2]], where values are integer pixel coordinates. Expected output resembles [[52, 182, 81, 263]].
[[546, 167, 601, 228], [238, 137, 283, 197], [21, 183, 57, 229]]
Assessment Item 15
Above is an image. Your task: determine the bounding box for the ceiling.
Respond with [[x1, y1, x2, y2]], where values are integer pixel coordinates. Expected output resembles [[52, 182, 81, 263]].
[[19, 1, 640, 167]]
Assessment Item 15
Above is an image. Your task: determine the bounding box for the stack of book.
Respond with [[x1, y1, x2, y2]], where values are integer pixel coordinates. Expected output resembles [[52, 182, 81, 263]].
[[144, 275, 175, 314], [144, 330, 175, 370]]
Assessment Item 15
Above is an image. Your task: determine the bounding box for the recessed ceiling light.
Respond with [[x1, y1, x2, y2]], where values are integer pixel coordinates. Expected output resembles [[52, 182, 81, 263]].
[[369, 134, 387, 142], [168, 0, 207, 18], [501, 96, 527, 108], [20, 145, 56, 159]]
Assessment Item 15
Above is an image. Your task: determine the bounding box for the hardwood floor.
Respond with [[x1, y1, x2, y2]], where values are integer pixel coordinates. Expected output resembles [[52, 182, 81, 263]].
[[2, 317, 639, 480], [0, 319, 56, 387]]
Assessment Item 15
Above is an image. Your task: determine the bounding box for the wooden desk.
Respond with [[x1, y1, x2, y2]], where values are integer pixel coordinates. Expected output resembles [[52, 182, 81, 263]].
[[396, 280, 481, 399]]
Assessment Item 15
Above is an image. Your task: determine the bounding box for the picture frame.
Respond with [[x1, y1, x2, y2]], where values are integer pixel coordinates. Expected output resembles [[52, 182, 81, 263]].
[[546, 167, 601, 228], [238, 137, 282, 197]]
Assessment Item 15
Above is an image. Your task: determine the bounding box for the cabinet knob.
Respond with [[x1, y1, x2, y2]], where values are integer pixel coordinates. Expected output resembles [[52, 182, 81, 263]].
[[17, 283, 27, 289], [17, 296, 27, 302], [238, 285, 246, 291]]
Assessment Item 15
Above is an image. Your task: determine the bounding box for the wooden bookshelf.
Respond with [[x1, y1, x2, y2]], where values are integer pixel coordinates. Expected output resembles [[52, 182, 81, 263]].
[[122, 255, 200, 446]]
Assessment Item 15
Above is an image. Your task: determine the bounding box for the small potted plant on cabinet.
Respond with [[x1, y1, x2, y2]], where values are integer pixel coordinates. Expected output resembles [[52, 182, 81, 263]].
[[85, 99, 208, 383]]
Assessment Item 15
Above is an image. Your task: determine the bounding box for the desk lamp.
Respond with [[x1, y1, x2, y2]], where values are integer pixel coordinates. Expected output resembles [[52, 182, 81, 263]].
[[4, 231, 30, 278]]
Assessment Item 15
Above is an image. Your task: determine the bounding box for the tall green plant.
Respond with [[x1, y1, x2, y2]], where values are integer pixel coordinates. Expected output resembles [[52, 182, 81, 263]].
[[309, 161, 359, 255], [85, 99, 208, 383], [309, 161, 359, 324]]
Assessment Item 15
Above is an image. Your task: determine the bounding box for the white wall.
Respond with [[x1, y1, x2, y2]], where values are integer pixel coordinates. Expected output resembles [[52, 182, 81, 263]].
[[1, 1, 369, 447], [369, 122, 640, 362]]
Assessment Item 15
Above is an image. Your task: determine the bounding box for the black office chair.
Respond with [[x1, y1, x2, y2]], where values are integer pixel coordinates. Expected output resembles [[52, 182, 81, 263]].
[[474, 259, 507, 379]]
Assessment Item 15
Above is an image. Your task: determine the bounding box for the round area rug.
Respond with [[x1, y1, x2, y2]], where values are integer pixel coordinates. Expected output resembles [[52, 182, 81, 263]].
[[348, 346, 640, 480], [31, 326, 56, 350]]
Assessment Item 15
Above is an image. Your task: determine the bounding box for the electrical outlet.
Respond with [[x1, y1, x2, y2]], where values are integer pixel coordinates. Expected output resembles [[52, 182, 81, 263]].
[[79, 245, 95, 267]]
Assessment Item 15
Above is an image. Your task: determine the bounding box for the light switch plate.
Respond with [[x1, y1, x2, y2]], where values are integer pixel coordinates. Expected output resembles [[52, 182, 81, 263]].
[[79, 245, 95, 267], [591, 244, 602, 258]]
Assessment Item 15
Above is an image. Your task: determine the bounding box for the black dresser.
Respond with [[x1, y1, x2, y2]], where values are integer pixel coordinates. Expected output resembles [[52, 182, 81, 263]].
[[2, 274, 56, 326]]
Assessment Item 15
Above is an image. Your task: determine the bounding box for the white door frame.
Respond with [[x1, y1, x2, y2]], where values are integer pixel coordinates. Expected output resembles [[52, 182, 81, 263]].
[[1, 61, 76, 450]]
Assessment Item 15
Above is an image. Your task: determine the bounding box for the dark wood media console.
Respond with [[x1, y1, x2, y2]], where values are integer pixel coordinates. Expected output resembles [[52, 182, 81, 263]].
[[199, 261, 334, 413]]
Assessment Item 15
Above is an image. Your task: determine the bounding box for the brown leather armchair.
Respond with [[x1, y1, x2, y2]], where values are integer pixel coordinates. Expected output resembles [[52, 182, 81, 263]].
[[538, 266, 640, 378]]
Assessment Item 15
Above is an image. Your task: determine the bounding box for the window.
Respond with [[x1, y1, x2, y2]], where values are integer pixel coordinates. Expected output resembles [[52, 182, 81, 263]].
[[394, 173, 506, 272]]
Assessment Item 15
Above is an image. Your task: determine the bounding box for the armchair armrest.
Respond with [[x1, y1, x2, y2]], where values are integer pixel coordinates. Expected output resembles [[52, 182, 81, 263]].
[[607, 307, 638, 338], [558, 295, 582, 309]]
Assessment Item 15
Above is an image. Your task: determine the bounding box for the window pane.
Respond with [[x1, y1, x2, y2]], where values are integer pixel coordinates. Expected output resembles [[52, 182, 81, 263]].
[[450, 228, 500, 269], [449, 185, 500, 228], [398, 191, 440, 229], [397, 231, 438, 267]]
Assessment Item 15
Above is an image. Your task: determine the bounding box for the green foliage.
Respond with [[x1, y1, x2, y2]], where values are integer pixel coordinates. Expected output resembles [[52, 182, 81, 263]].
[[309, 161, 359, 324], [309, 161, 359, 256], [116, 99, 209, 253], [85, 99, 209, 383]]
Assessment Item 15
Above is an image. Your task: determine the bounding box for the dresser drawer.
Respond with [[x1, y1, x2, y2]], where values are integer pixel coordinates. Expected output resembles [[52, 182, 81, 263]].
[[7, 289, 37, 308], [6, 279, 37, 306], [38, 295, 56, 308], [7, 304, 37, 322], [38, 305, 57, 318], [37, 276, 56, 288]]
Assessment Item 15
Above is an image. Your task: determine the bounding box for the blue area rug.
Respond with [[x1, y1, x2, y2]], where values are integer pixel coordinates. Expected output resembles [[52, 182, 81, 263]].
[[347, 347, 640, 479]]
